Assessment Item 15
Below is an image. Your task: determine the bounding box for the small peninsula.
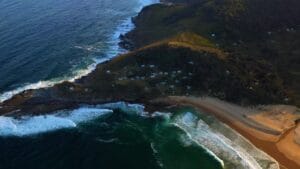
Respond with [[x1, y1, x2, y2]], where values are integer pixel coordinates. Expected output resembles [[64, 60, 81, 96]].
[[0, 0, 299, 169]]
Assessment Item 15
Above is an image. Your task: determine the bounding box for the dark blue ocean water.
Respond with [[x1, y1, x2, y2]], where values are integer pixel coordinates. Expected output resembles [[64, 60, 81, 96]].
[[0, 106, 223, 169], [0, 0, 154, 100]]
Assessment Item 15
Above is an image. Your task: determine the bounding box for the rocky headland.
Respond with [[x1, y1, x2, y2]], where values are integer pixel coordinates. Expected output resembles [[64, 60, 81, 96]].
[[0, 0, 299, 168]]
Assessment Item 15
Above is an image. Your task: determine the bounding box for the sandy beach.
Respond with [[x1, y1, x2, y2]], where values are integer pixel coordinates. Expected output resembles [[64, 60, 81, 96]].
[[155, 96, 300, 169]]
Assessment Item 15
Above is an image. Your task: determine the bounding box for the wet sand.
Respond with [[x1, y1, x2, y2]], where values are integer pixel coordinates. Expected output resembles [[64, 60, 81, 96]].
[[156, 96, 300, 169]]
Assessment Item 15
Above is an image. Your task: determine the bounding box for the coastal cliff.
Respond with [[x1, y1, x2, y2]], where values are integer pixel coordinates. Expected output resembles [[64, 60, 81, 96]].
[[0, 0, 299, 168]]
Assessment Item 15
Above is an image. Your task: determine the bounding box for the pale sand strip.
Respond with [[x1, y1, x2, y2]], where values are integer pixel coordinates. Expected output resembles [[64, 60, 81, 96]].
[[276, 123, 300, 167], [154, 96, 300, 169]]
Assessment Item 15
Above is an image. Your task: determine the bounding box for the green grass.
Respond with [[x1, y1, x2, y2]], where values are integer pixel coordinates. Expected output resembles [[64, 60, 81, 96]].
[[121, 0, 300, 106]]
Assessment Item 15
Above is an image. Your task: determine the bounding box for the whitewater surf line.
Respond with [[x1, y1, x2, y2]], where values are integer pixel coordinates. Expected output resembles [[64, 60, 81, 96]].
[[0, 107, 113, 136], [0, 102, 279, 169], [0, 0, 159, 103], [172, 112, 280, 169], [0, 102, 163, 137]]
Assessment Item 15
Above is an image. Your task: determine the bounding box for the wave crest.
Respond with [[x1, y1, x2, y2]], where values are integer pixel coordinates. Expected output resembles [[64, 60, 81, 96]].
[[0, 0, 159, 103], [0, 107, 113, 137], [173, 112, 280, 169]]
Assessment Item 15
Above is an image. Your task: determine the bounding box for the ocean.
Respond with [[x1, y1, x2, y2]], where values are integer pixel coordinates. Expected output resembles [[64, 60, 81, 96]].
[[0, 102, 276, 169], [0, 0, 155, 101], [0, 1, 274, 169], [0, 104, 224, 169]]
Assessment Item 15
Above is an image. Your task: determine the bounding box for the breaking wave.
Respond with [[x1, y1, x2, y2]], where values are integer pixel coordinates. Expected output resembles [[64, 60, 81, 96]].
[[172, 112, 279, 169], [0, 107, 113, 137], [0, 0, 159, 103], [0, 101, 279, 169], [0, 101, 166, 137]]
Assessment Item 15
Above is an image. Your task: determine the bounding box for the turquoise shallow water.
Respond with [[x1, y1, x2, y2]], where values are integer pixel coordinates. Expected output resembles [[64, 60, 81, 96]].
[[0, 107, 223, 169]]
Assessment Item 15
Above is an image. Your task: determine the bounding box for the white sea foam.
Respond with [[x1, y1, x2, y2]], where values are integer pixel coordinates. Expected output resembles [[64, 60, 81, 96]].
[[0, 0, 159, 103], [0, 101, 167, 137], [150, 142, 164, 168], [172, 113, 225, 168], [96, 102, 171, 119], [137, 0, 159, 11], [172, 112, 279, 169], [0, 107, 113, 137], [0, 102, 159, 137], [96, 138, 119, 143], [151, 111, 172, 119], [96, 102, 146, 116]]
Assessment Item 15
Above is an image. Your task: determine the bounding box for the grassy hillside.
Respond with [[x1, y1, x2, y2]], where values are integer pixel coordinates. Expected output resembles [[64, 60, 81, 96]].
[[122, 0, 300, 47], [0, 33, 286, 115], [121, 0, 300, 106]]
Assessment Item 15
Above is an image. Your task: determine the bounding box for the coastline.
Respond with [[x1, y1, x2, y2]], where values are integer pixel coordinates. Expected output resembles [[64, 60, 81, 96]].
[[156, 96, 300, 169], [0, 1, 299, 169], [0, 0, 159, 103]]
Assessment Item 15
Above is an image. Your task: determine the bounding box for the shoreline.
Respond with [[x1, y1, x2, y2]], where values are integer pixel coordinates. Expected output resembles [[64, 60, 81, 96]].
[[155, 96, 300, 169], [0, 1, 299, 168], [0, 0, 159, 103]]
